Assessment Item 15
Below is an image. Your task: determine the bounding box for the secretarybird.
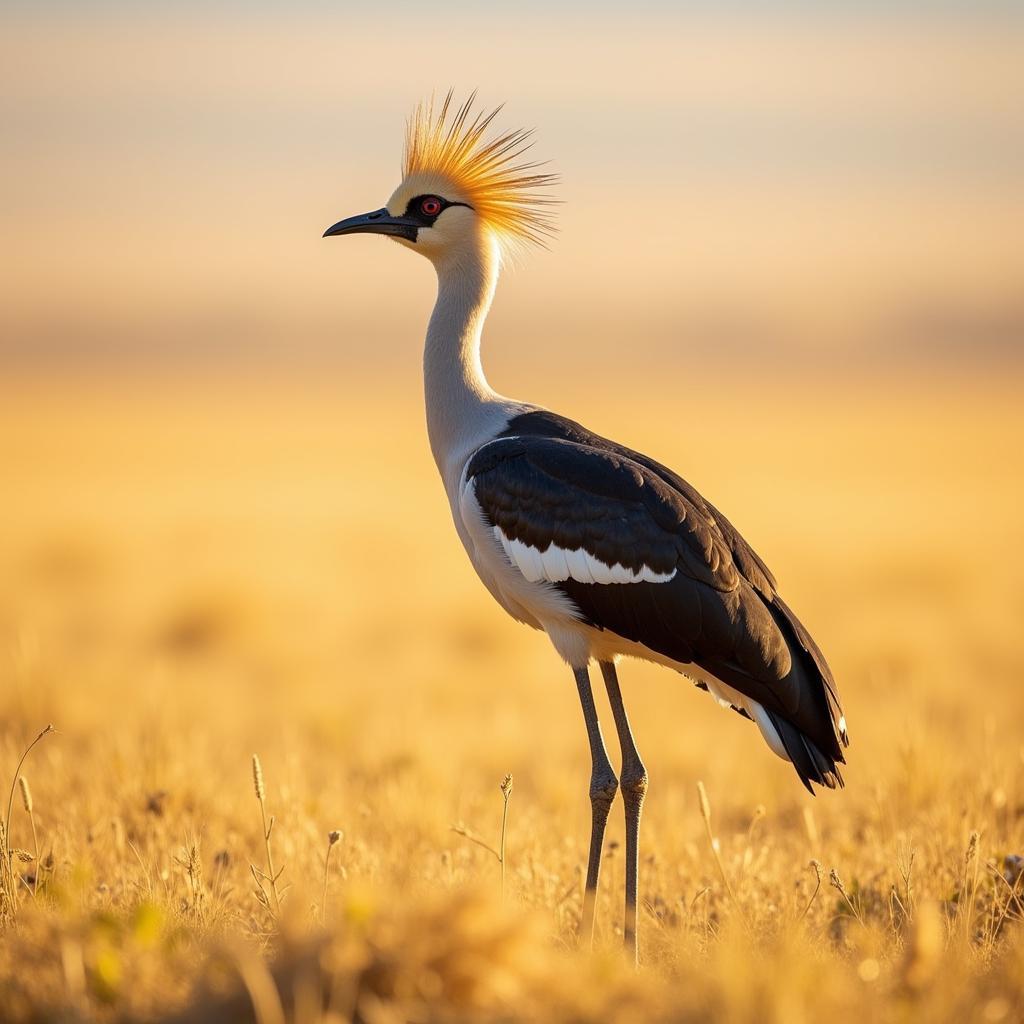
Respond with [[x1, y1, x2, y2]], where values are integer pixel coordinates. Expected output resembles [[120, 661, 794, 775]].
[[323, 93, 848, 962]]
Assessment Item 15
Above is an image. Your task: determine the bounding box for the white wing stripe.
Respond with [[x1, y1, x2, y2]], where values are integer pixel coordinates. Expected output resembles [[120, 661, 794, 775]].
[[564, 546, 595, 584], [540, 543, 571, 582], [494, 526, 676, 586]]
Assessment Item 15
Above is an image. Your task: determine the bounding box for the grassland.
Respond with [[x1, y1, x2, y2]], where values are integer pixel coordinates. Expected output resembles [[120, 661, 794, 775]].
[[0, 372, 1022, 1022]]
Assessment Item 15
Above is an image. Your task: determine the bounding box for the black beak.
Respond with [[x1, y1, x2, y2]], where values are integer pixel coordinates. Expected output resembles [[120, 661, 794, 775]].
[[322, 208, 420, 241]]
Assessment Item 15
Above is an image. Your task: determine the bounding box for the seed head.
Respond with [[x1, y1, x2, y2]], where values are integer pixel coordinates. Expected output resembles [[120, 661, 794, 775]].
[[696, 780, 712, 825], [964, 830, 980, 866], [328, 830, 343, 846], [18, 777, 33, 814], [500, 774, 513, 800], [251, 755, 265, 801]]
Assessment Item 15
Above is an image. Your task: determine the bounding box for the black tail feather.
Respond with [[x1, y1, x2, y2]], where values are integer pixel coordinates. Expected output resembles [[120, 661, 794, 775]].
[[766, 708, 845, 794], [770, 595, 849, 752]]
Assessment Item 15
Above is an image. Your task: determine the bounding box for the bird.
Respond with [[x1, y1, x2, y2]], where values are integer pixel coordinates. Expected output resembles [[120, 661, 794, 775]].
[[323, 92, 849, 963]]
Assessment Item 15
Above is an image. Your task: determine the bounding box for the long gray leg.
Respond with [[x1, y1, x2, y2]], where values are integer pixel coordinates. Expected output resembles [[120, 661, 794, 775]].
[[573, 664, 618, 947], [599, 660, 647, 965]]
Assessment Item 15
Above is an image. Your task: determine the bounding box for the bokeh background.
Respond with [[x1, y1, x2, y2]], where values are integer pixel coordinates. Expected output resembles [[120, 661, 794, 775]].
[[1, 3, 1024, 1021], [4, 1, 1023, 379]]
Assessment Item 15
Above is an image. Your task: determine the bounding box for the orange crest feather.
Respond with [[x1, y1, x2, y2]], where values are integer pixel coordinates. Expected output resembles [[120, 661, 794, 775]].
[[403, 91, 558, 246]]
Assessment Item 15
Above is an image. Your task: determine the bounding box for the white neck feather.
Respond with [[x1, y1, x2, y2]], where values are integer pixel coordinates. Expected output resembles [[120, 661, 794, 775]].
[[423, 232, 517, 487]]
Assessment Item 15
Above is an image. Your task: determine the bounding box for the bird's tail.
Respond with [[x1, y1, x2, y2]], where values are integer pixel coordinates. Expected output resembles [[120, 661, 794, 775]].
[[762, 708, 845, 793], [701, 675, 845, 795], [763, 596, 849, 794]]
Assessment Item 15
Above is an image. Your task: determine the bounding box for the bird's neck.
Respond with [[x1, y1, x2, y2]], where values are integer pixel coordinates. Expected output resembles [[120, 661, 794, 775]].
[[423, 235, 507, 480]]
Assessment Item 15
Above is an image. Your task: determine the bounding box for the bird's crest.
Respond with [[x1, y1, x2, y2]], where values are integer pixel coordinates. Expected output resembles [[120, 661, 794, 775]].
[[403, 91, 558, 247]]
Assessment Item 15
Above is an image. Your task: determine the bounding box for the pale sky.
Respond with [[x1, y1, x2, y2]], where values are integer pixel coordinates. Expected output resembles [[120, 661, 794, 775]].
[[2, 3, 1022, 377]]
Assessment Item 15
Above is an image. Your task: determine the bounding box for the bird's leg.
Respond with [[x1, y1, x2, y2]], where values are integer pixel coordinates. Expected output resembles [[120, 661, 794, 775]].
[[573, 664, 618, 948], [599, 660, 647, 965]]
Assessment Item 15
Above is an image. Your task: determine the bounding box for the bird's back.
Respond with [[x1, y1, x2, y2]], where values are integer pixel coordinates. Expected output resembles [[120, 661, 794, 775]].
[[471, 408, 849, 792]]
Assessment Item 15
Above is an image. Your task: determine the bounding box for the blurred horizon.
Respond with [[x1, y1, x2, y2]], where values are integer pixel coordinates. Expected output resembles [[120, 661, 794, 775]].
[[2, 1, 1022, 382]]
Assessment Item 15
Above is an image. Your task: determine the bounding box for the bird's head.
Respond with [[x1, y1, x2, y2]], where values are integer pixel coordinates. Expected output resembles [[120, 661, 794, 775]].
[[324, 92, 557, 265]]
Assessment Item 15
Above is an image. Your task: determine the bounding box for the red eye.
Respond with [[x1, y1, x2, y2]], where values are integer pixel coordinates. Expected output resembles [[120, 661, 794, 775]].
[[420, 196, 442, 216]]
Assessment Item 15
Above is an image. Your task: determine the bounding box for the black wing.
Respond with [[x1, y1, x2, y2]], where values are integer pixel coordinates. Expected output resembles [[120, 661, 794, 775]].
[[467, 411, 848, 792]]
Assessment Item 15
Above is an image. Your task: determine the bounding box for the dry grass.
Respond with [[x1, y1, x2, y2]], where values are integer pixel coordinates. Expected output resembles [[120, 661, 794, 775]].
[[0, 372, 1022, 1022]]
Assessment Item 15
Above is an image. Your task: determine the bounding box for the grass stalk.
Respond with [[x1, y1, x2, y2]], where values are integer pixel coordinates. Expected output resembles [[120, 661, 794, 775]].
[[322, 830, 342, 924], [696, 781, 738, 906], [4, 725, 53, 842], [961, 831, 980, 943], [450, 773, 514, 898], [499, 774, 513, 900], [799, 860, 823, 921], [829, 868, 865, 926], [251, 755, 282, 918], [18, 777, 39, 897], [0, 725, 54, 925]]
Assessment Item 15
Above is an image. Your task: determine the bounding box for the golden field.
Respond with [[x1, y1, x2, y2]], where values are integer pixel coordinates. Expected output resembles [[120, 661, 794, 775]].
[[3, 0, 1022, 1018], [1, 370, 1022, 1022]]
